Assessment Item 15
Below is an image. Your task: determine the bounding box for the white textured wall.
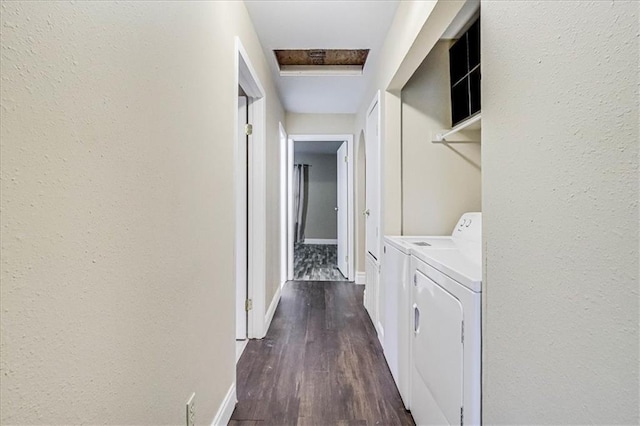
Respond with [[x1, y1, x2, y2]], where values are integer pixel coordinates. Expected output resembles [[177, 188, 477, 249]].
[[401, 41, 481, 235], [482, 1, 639, 424], [264, 74, 287, 315], [0, 1, 284, 423], [353, 0, 465, 253], [285, 113, 355, 135], [359, 0, 440, 242]]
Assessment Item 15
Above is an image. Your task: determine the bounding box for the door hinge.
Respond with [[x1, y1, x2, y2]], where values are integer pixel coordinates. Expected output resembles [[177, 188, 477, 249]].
[[245, 123, 253, 136], [245, 299, 253, 311], [344, 155, 348, 163], [461, 321, 464, 343], [383, 246, 386, 254], [413, 274, 417, 285], [460, 407, 464, 425], [345, 255, 348, 262]]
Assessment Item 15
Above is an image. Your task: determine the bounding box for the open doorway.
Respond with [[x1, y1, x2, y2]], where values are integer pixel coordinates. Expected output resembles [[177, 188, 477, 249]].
[[287, 134, 355, 282]]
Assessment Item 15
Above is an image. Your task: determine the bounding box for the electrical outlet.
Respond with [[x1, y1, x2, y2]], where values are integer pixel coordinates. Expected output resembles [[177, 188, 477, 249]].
[[186, 393, 195, 426]]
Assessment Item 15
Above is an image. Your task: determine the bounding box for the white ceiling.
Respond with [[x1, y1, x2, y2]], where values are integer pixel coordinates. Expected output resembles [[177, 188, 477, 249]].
[[295, 140, 344, 155], [244, 0, 400, 114]]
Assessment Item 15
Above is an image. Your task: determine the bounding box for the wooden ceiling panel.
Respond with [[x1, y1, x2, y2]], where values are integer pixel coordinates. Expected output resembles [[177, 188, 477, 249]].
[[274, 49, 369, 67]]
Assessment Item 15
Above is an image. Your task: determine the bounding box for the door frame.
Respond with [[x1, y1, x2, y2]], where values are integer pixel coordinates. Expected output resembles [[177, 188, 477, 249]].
[[235, 38, 267, 339], [365, 91, 382, 260], [336, 141, 349, 277], [286, 134, 355, 281], [235, 94, 248, 342], [279, 122, 288, 289]]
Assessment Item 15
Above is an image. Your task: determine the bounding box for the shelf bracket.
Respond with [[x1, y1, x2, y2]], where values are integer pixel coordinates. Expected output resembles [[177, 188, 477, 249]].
[[432, 113, 481, 143]]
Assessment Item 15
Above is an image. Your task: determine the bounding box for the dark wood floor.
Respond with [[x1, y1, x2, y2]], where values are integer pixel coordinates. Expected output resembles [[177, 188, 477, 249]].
[[230, 281, 415, 426]]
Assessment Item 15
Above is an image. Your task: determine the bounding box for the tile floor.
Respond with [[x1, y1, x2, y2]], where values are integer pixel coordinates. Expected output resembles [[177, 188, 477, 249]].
[[293, 243, 347, 281]]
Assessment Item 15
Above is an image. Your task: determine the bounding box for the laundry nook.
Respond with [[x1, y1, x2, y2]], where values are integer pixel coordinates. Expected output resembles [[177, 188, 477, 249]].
[[361, 4, 485, 424]]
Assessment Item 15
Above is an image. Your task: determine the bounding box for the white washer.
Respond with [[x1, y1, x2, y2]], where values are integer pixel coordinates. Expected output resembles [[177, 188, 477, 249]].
[[409, 212, 481, 426], [382, 236, 418, 410]]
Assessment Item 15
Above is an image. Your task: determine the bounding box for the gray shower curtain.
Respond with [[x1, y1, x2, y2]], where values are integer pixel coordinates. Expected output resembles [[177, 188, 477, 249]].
[[293, 164, 309, 243]]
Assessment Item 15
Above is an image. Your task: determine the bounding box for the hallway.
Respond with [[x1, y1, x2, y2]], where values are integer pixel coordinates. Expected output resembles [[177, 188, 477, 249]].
[[230, 281, 414, 425], [1, 1, 638, 424]]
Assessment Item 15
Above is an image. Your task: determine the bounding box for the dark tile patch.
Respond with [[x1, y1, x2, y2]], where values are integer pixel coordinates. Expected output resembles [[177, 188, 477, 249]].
[[293, 244, 348, 281]]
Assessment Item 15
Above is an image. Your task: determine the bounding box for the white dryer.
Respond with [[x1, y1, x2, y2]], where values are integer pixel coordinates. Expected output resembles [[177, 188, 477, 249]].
[[410, 213, 482, 426]]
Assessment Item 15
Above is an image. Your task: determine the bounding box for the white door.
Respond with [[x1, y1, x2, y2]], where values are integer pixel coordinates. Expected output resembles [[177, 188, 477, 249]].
[[236, 95, 248, 340], [336, 142, 348, 278], [365, 99, 380, 260]]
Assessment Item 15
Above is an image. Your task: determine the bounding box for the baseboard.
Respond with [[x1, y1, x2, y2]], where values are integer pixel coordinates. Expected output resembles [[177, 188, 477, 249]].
[[264, 285, 282, 336], [355, 271, 365, 285], [376, 322, 385, 347], [211, 382, 236, 426], [303, 238, 338, 245], [235, 339, 248, 364]]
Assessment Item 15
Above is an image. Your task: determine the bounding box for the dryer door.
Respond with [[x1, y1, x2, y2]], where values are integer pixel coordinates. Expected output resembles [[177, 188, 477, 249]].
[[412, 268, 464, 425]]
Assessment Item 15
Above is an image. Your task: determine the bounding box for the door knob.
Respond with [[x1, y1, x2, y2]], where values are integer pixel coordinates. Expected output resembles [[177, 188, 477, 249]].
[[334, 207, 339, 211], [363, 209, 370, 217]]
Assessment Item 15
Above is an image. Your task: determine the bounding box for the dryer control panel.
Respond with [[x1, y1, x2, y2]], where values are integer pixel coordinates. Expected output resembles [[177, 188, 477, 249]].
[[452, 212, 482, 244]]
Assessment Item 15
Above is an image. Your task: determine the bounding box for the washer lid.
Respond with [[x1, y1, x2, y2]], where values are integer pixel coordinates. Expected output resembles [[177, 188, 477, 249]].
[[384, 236, 454, 254], [384, 235, 456, 254], [410, 237, 458, 249]]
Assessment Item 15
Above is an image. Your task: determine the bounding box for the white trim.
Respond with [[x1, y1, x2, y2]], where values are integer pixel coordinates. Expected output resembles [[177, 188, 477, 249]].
[[235, 340, 248, 364], [210, 382, 236, 426], [248, 93, 266, 339], [346, 135, 356, 281], [365, 91, 383, 261], [235, 95, 248, 340], [287, 134, 355, 281], [279, 64, 363, 76], [376, 322, 385, 347], [235, 37, 267, 339], [355, 271, 366, 285], [236, 39, 264, 98], [286, 137, 295, 281], [304, 238, 338, 245], [264, 286, 282, 336], [279, 123, 288, 289]]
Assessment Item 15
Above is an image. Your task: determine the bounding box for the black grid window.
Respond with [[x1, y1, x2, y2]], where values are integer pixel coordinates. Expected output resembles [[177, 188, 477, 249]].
[[449, 18, 481, 127]]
